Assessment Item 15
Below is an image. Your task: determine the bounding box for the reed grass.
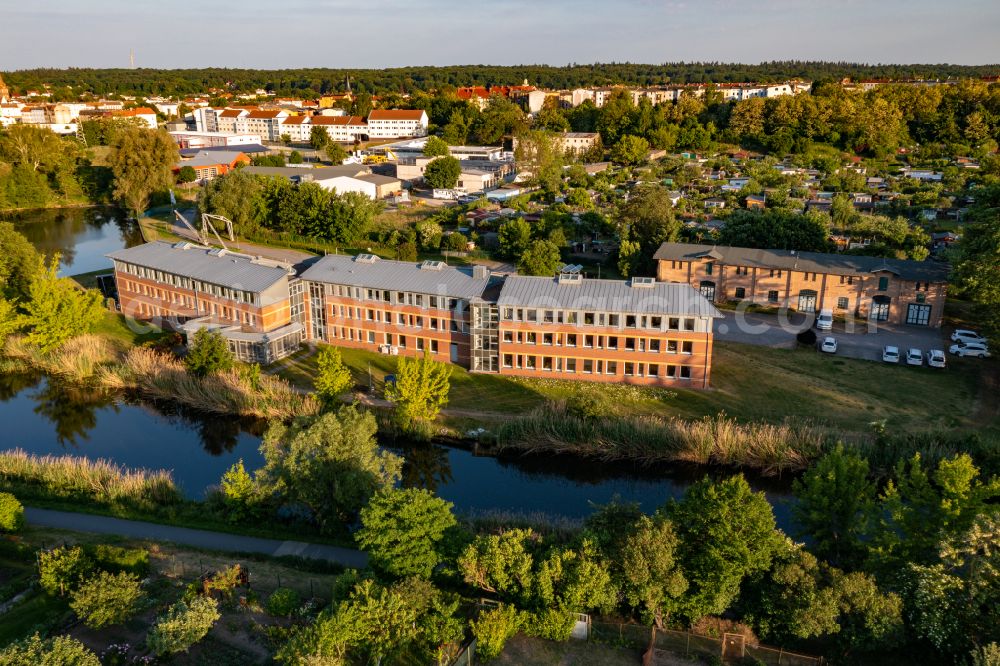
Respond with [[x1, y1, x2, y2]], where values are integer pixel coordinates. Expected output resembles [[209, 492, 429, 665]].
[[492, 403, 839, 475], [100, 347, 318, 420], [3, 334, 118, 381], [0, 448, 182, 509]]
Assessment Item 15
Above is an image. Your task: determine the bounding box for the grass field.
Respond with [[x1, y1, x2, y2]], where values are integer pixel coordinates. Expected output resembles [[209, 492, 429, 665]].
[[273, 340, 998, 440]]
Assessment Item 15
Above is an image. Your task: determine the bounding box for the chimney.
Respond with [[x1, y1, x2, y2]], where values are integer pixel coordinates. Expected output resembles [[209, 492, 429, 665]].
[[472, 265, 490, 280]]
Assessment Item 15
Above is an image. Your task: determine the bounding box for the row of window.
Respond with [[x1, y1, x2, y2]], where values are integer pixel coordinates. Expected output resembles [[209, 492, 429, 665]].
[[326, 285, 461, 311], [330, 305, 465, 333], [501, 354, 692, 380], [501, 307, 698, 332], [327, 327, 442, 354], [115, 263, 262, 305], [501, 330, 694, 354], [121, 281, 259, 327]]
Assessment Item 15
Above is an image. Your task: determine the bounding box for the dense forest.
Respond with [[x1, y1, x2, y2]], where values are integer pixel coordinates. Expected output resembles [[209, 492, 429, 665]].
[[4, 62, 1000, 98]]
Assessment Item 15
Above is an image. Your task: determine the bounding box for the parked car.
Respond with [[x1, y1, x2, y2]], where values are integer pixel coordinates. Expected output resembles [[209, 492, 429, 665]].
[[820, 337, 838, 354], [926, 349, 946, 368], [950, 329, 987, 345], [949, 341, 991, 358], [906, 348, 923, 366], [882, 345, 900, 363], [816, 309, 834, 331]]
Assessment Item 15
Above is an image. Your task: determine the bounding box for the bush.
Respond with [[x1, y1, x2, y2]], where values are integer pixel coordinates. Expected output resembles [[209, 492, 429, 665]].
[[523, 607, 576, 641], [84, 544, 150, 576], [70, 570, 144, 629], [0, 633, 100, 665], [38, 545, 93, 596], [177, 166, 197, 184], [147, 595, 221, 656], [184, 328, 234, 377], [267, 587, 301, 617], [0, 491, 25, 532], [470, 604, 522, 661]]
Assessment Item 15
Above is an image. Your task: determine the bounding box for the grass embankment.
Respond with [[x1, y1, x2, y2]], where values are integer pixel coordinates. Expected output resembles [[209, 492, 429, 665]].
[[0, 449, 351, 547], [2, 313, 317, 421], [275, 340, 999, 474]]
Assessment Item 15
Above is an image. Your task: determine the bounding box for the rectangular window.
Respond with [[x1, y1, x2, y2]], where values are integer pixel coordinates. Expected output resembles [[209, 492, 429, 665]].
[[606, 361, 617, 375], [734, 287, 746, 299], [625, 315, 637, 328], [680, 366, 691, 379], [624, 362, 634, 376], [503, 331, 514, 343], [705, 262, 714, 276], [667, 340, 678, 353], [367, 331, 375, 343], [625, 337, 636, 351], [583, 359, 593, 374], [607, 336, 618, 350], [768, 290, 779, 303], [542, 357, 553, 371], [666, 364, 677, 378], [503, 354, 513, 368], [565, 359, 576, 373], [649, 339, 661, 352], [684, 318, 695, 331], [565, 334, 577, 347], [682, 341, 693, 354], [543, 333, 554, 345], [430, 340, 439, 353], [837, 297, 849, 309], [878, 277, 889, 291], [648, 364, 659, 377], [668, 317, 680, 330]]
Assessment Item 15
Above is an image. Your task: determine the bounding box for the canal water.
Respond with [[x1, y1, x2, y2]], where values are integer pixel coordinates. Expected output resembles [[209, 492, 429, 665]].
[[5, 206, 142, 276], [1, 206, 797, 530]]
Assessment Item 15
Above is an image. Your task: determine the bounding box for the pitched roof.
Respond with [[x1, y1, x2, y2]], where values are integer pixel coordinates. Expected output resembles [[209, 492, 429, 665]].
[[368, 109, 426, 121], [280, 116, 309, 125], [653, 243, 950, 283], [180, 150, 248, 168], [300, 254, 490, 300], [107, 242, 290, 293], [119, 107, 156, 116], [311, 115, 367, 126], [497, 276, 721, 317], [218, 109, 246, 118], [247, 109, 284, 119]]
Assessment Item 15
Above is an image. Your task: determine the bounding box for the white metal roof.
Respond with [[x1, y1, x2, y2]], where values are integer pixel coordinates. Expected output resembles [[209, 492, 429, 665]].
[[299, 254, 490, 300], [107, 242, 290, 293], [497, 275, 722, 317]]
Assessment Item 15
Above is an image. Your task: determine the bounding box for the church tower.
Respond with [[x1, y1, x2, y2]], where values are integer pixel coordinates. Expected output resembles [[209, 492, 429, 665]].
[[0, 73, 9, 103]]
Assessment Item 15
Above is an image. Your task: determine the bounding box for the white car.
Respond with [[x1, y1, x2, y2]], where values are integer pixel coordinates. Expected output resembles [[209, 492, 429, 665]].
[[951, 329, 987, 345], [926, 349, 946, 368], [949, 341, 991, 358], [882, 345, 900, 363], [815, 309, 833, 330], [906, 348, 923, 366], [820, 337, 838, 354]]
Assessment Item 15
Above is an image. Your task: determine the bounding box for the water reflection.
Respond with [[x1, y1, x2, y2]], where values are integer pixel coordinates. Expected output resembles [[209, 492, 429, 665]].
[[5, 206, 142, 276], [0, 374, 796, 527], [31, 380, 116, 446]]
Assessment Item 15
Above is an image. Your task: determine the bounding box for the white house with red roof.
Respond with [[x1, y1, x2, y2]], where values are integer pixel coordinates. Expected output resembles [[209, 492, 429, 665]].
[[366, 109, 428, 138]]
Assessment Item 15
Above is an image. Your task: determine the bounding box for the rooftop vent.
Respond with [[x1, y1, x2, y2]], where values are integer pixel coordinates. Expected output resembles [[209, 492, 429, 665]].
[[208, 248, 227, 257], [558, 272, 583, 285], [631, 276, 656, 288], [172, 241, 194, 250], [355, 254, 379, 264], [420, 260, 447, 271]]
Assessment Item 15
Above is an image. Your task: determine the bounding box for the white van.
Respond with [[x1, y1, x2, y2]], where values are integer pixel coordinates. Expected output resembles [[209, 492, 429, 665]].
[[816, 309, 834, 330]]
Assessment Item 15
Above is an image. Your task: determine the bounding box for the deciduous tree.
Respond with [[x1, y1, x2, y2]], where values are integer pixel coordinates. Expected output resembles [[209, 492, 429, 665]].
[[314, 345, 353, 406], [108, 126, 178, 218], [423, 156, 461, 190], [147, 596, 220, 656], [69, 571, 143, 629], [357, 488, 457, 579], [183, 328, 234, 377], [18, 256, 104, 352], [385, 350, 452, 434]]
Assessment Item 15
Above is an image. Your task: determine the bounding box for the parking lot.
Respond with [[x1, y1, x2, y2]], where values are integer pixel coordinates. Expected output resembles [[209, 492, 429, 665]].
[[713, 309, 948, 362]]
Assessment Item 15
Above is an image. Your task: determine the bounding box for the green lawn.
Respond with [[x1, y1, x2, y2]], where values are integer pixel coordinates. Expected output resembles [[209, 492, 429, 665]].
[[273, 341, 997, 439], [91, 311, 169, 348]]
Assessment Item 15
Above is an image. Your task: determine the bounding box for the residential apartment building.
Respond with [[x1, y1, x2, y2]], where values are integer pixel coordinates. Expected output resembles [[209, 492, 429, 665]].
[[553, 132, 601, 155], [235, 109, 289, 141], [487, 274, 720, 388], [279, 115, 312, 142], [654, 243, 949, 327], [298, 254, 491, 366], [366, 109, 428, 138], [312, 115, 369, 142], [108, 242, 304, 363]]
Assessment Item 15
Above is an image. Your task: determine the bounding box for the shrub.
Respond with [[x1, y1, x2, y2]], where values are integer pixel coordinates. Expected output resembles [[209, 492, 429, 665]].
[[523, 607, 576, 641], [0, 491, 25, 532], [84, 544, 150, 576], [470, 604, 522, 661], [70, 570, 144, 629], [177, 166, 197, 184], [38, 545, 93, 596], [184, 328, 234, 377], [267, 587, 301, 617], [0, 632, 100, 665], [147, 595, 221, 656]]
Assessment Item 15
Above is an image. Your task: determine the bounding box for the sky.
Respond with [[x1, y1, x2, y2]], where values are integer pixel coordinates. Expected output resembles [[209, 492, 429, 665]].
[[1, 0, 999, 70]]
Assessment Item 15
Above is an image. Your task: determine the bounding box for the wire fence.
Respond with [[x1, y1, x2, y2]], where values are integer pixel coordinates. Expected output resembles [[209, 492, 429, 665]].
[[591, 620, 824, 666]]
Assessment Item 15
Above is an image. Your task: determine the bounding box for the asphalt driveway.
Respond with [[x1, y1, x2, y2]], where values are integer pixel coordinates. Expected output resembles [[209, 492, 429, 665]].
[[713, 310, 947, 362]]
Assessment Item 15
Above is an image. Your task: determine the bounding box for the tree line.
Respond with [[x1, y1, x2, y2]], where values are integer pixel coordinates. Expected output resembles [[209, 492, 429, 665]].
[[5, 62, 999, 98]]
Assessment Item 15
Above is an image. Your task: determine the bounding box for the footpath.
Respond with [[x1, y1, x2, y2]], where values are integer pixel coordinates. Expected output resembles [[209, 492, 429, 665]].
[[24, 507, 369, 569]]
